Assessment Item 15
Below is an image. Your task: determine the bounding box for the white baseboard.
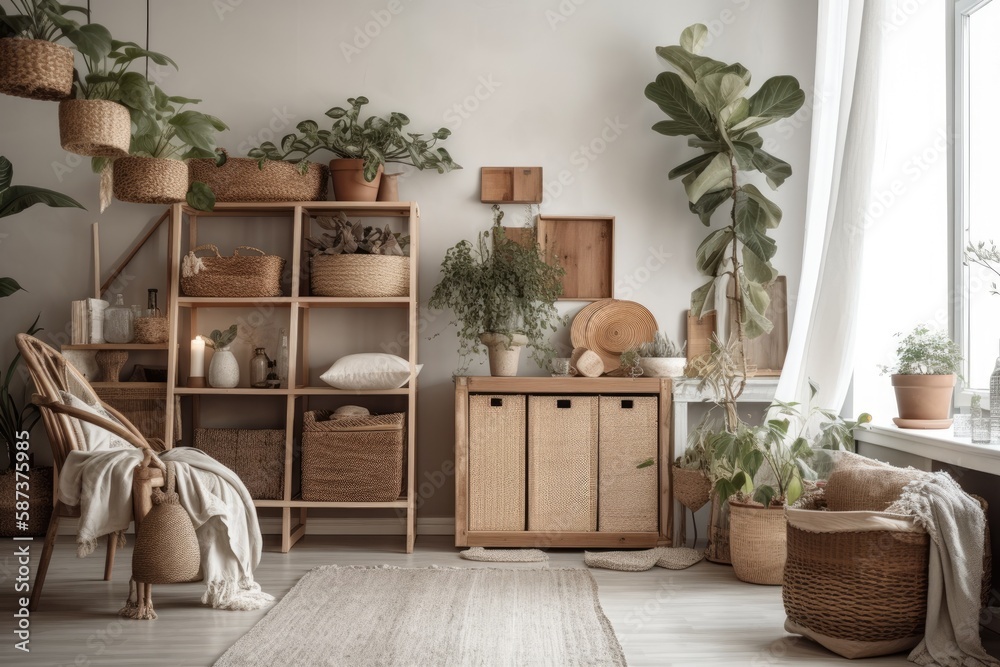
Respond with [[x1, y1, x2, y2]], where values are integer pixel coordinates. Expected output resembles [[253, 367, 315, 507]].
[[56, 516, 455, 537]]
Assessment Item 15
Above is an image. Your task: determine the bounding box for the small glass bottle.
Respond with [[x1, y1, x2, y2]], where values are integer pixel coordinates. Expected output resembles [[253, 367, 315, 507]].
[[277, 328, 289, 388], [972, 394, 991, 444], [266, 360, 280, 389], [146, 288, 161, 318], [103, 294, 134, 344], [250, 348, 270, 388], [990, 340, 1000, 444]]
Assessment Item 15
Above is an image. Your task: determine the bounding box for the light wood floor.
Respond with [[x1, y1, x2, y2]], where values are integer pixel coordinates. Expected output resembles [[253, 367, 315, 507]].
[[1, 535, 995, 666]]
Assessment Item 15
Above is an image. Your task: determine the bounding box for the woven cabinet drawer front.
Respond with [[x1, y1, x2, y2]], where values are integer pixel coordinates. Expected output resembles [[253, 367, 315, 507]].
[[527, 395, 599, 532], [598, 396, 658, 532], [468, 395, 526, 531], [194, 428, 285, 500]]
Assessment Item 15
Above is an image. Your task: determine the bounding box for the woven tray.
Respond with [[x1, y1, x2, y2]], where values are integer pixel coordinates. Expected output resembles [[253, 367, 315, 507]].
[[468, 394, 526, 531], [527, 395, 598, 532], [597, 396, 657, 532], [94, 384, 181, 443], [301, 410, 404, 502], [181, 244, 285, 298], [194, 428, 285, 500], [310, 254, 409, 298], [188, 152, 329, 202]]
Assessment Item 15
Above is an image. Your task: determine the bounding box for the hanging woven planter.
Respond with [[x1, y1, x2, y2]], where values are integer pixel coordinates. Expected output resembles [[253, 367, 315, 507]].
[[112, 156, 189, 205], [0, 38, 74, 101], [672, 465, 711, 512], [58, 99, 132, 157], [188, 151, 329, 202]]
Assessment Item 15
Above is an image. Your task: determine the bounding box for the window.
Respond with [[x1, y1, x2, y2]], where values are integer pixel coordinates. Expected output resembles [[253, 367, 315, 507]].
[[955, 0, 1000, 396]]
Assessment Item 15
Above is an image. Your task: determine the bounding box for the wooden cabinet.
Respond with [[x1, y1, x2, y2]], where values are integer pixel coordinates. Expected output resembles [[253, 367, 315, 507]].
[[455, 376, 673, 548]]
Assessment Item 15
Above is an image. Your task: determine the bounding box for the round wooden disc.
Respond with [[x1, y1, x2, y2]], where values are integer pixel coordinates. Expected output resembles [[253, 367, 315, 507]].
[[585, 301, 658, 372], [570, 299, 617, 349]]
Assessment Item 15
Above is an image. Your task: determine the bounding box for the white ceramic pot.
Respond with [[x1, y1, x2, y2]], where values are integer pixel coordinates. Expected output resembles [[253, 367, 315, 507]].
[[208, 346, 240, 388], [639, 357, 686, 378], [479, 332, 528, 377]]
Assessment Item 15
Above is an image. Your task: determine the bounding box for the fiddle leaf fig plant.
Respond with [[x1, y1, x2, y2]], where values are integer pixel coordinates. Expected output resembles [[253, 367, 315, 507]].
[[645, 23, 804, 390]]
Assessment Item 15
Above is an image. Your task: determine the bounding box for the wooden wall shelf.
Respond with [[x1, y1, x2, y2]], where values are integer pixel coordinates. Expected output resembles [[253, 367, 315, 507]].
[[480, 167, 543, 203]]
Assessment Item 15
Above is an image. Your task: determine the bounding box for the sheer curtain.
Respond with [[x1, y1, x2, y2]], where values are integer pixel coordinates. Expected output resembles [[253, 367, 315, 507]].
[[775, 0, 887, 410]]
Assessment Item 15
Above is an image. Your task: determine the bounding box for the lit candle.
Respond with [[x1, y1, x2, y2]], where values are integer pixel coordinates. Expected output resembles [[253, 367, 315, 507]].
[[190, 338, 205, 378]]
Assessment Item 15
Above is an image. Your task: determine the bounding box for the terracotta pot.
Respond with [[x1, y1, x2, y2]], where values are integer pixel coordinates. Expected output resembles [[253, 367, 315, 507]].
[[376, 172, 401, 201], [728, 500, 786, 585], [329, 158, 382, 201], [0, 38, 73, 101], [891, 374, 955, 422], [58, 99, 131, 157], [639, 357, 686, 378], [480, 332, 528, 377]]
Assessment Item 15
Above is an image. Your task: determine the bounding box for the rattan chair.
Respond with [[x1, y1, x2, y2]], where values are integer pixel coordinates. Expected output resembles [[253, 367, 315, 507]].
[[15, 334, 166, 611]]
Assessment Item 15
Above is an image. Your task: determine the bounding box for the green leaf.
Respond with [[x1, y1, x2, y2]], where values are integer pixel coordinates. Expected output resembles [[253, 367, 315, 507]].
[[0, 185, 85, 219], [696, 228, 734, 276], [0, 156, 11, 192], [668, 152, 717, 180], [689, 188, 732, 226], [740, 184, 782, 228], [169, 110, 223, 152], [748, 75, 805, 120], [734, 197, 777, 262], [721, 97, 749, 128], [742, 246, 778, 284], [186, 181, 215, 212], [680, 23, 709, 54], [755, 485, 776, 507], [683, 152, 731, 204], [750, 148, 792, 189], [62, 21, 113, 62], [690, 277, 718, 319], [0, 277, 24, 298], [729, 115, 775, 135], [741, 279, 773, 339], [644, 71, 717, 140], [655, 45, 734, 90], [694, 72, 747, 114], [741, 449, 764, 479]]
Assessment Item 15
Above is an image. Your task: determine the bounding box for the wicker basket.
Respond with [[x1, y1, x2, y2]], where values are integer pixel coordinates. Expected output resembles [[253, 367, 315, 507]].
[[58, 99, 131, 157], [113, 156, 188, 204], [188, 152, 329, 202], [181, 244, 285, 298], [310, 254, 409, 298], [0, 38, 73, 101], [527, 395, 598, 532], [598, 396, 657, 532], [468, 394, 526, 531], [94, 384, 181, 443], [728, 501, 786, 585], [0, 467, 53, 537], [134, 317, 168, 344], [301, 410, 405, 502], [672, 465, 712, 512], [194, 428, 284, 500]]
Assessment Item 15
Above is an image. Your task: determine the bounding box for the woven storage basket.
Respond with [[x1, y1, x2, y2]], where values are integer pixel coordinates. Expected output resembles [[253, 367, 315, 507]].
[[181, 244, 285, 298], [672, 465, 712, 512], [301, 410, 405, 502], [58, 99, 131, 157], [598, 396, 658, 532], [194, 428, 284, 500], [113, 156, 189, 204], [527, 395, 598, 532], [0, 38, 73, 100], [94, 384, 181, 443], [468, 394, 526, 531], [134, 317, 168, 344], [0, 467, 53, 537], [310, 254, 409, 298], [188, 152, 329, 202], [729, 501, 786, 585]]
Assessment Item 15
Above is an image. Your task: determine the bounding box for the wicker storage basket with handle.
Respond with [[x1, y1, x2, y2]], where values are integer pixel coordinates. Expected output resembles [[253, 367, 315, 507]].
[[181, 244, 285, 298]]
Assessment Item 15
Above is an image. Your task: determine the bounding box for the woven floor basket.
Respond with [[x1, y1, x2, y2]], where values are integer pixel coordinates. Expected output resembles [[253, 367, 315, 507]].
[[58, 99, 131, 157], [301, 410, 405, 502], [194, 428, 284, 500], [113, 156, 189, 204], [0, 38, 73, 100], [598, 396, 657, 532], [0, 467, 53, 537], [188, 154, 329, 202], [181, 244, 285, 298], [468, 394, 526, 531], [310, 254, 409, 298], [728, 501, 787, 585], [672, 465, 712, 512], [94, 384, 181, 444]]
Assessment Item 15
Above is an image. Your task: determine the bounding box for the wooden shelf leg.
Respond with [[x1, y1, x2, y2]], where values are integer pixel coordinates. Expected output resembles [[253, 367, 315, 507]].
[[281, 507, 291, 553]]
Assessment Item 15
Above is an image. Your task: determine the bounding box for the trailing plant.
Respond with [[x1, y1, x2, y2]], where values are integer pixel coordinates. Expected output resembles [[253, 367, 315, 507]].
[[878, 325, 963, 376], [200, 324, 238, 350], [966, 240, 1000, 296], [306, 212, 409, 257], [429, 205, 565, 372], [639, 331, 685, 358], [1, 315, 41, 472], [644, 23, 804, 400], [247, 95, 461, 181]]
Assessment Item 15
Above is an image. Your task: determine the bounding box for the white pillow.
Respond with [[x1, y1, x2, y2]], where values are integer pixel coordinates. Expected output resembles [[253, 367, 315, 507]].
[[320, 354, 422, 390], [59, 391, 133, 452]]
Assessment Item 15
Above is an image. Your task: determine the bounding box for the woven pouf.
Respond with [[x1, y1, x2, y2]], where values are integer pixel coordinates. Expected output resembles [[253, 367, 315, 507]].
[[459, 547, 548, 563], [728, 501, 786, 585], [95, 350, 128, 383], [0, 38, 73, 100]]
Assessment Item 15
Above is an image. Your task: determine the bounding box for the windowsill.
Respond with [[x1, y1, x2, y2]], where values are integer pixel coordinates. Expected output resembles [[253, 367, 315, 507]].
[[856, 422, 1000, 476]]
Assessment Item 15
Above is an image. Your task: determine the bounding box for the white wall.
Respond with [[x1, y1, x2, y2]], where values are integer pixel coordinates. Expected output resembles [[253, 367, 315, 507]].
[[0, 0, 818, 518]]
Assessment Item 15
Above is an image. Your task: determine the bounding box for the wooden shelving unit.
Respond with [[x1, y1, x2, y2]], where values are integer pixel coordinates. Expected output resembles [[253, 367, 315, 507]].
[[164, 201, 420, 553]]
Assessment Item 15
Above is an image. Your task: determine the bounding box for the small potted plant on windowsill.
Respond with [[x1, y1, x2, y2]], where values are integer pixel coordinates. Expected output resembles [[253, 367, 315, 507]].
[[879, 325, 962, 428], [429, 205, 564, 377], [638, 331, 686, 378], [305, 211, 410, 298]]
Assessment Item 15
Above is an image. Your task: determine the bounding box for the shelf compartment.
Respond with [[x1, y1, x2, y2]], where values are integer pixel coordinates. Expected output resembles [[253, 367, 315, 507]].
[[62, 343, 169, 351], [174, 387, 291, 396], [181, 201, 416, 217], [177, 297, 295, 307], [286, 496, 408, 509], [294, 386, 412, 396], [297, 297, 411, 309]]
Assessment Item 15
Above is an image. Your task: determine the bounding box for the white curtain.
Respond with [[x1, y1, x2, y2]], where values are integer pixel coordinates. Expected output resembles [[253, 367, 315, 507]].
[[775, 0, 888, 410]]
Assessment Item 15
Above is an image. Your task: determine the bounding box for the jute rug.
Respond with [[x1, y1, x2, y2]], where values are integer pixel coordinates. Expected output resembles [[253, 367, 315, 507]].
[[214, 565, 627, 667]]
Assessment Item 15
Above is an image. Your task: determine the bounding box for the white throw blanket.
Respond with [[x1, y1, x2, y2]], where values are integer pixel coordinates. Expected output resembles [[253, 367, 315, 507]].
[[60, 446, 273, 611], [886, 472, 999, 666]]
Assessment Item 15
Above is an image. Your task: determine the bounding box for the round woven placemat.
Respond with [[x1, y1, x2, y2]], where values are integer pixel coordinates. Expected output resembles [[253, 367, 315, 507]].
[[584, 300, 657, 373], [570, 299, 616, 349]]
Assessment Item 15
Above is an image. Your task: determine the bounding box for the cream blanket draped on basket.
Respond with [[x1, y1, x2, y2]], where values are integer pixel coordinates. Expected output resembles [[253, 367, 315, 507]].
[[59, 446, 274, 611]]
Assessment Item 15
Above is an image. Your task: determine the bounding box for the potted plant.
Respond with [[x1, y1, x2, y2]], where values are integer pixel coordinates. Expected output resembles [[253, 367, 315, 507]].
[[638, 331, 686, 377], [0, 0, 95, 100], [248, 96, 461, 202], [305, 211, 410, 298], [429, 205, 564, 376], [201, 324, 239, 388], [99, 81, 227, 211], [879, 325, 962, 427]]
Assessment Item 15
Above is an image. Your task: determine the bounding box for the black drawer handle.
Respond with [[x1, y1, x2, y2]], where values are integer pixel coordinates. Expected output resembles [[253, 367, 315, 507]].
[[557, 399, 571, 409], [490, 398, 503, 407], [621, 400, 634, 409]]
